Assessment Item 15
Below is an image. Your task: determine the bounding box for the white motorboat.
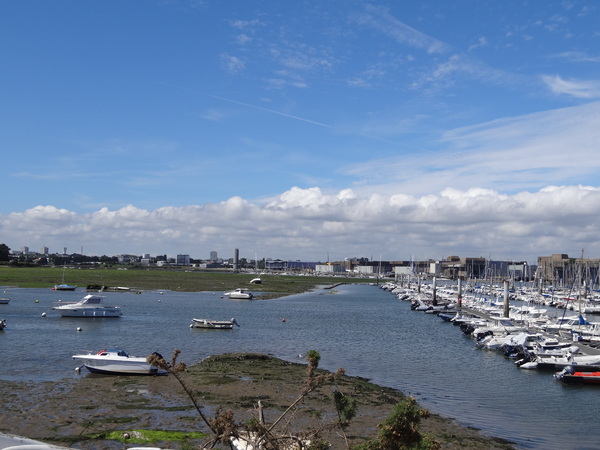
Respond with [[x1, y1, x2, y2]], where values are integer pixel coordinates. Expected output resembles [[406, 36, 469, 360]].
[[0, 296, 9, 304], [190, 317, 240, 329], [52, 294, 122, 317], [224, 288, 254, 299], [73, 347, 161, 375], [534, 352, 600, 370]]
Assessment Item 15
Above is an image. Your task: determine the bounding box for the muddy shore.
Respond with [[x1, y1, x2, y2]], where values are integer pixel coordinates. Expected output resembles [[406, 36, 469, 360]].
[[0, 353, 515, 449]]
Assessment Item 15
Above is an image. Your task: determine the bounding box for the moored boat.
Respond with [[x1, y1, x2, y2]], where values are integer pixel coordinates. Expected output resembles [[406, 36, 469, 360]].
[[224, 288, 254, 299], [52, 294, 122, 317], [190, 317, 240, 329], [73, 347, 161, 375], [555, 366, 600, 384], [0, 297, 9, 304], [53, 284, 78, 291]]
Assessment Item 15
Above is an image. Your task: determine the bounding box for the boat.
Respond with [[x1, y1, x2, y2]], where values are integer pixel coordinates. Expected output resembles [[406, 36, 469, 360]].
[[555, 366, 600, 384], [0, 297, 9, 304], [53, 267, 77, 290], [0, 319, 6, 330], [73, 346, 161, 375], [52, 294, 122, 317], [249, 277, 263, 284], [53, 284, 78, 291], [190, 317, 240, 329], [532, 352, 600, 371], [224, 288, 254, 299]]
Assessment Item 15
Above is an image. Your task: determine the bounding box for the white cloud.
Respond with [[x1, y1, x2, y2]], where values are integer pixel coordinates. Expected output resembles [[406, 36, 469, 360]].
[[3, 185, 600, 262], [355, 4, 449, 55], [221, 54, 245, 74], [342, 100, 600, 195], [542, 74, 600, 98]]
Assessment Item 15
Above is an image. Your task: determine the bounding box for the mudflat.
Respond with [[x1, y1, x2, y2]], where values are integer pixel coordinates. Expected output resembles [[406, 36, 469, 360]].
[[0, 353, 515, 449]]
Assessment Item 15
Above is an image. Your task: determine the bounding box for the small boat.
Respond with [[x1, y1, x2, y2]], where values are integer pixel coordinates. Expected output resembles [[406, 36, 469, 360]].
[[73, 346, 161, 375], [555, 366, 600, 384], [191, 317, 240, 329], [249, 277, 263, 284], [0, 297, 9, 304], [224, 288, 254, 299], [52, 294, 122, 317], [53, 284, 78, 291]]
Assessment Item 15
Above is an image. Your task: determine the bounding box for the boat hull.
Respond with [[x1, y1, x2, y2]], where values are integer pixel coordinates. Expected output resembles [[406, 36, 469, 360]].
[[55, 308, 122, 318]]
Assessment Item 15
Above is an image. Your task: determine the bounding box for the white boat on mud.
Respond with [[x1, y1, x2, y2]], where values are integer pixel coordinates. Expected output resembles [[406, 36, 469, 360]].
[[52, 294, 122, 317], [224, 288, 254, 299], [190, 317, 240, 329], [73, 347, 161, 375]]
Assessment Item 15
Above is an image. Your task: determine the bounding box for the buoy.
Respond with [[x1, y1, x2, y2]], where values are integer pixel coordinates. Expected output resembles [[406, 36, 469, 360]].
[[75, 367, 81, 374], [35, 299, 39, 303], [41, 312, 46, 317], [76, 327, 82, 332], [189, 323, 193, 328], [158, 299, 161, 302], [282, 318, 286, 323]]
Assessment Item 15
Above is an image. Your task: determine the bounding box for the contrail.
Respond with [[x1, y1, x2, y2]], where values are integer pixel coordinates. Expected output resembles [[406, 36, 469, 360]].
[[157, 81, 332, 128]]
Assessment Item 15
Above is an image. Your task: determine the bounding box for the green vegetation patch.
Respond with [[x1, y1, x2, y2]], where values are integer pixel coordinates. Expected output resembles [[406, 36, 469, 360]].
[[86, 429, 207, 444]]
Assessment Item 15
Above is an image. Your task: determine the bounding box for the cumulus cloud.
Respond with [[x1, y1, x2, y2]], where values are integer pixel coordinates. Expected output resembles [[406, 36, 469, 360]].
[[3, 186, 600, 262]]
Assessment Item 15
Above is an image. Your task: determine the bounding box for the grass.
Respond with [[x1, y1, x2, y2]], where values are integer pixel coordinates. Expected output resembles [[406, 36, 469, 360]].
[[85, 429, 207, 445], [0, 265, 380, 297]]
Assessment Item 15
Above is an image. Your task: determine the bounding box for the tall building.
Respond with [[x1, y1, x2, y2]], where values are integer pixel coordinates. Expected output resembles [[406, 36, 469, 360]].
[[176, 254, 190, 265], [40, 246, 48, 255], [210, 250, 218, 261]]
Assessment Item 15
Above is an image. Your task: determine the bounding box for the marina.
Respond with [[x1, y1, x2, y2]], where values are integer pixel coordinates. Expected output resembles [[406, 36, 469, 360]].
[[2, 284, 600, 448]]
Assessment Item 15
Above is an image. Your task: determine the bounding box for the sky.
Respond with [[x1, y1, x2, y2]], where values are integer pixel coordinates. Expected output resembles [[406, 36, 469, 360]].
[[1, 0, 600, 264]]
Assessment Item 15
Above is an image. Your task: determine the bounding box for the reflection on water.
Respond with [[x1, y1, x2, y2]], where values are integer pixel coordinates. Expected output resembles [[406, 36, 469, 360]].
[[1, 284, 600, 449]]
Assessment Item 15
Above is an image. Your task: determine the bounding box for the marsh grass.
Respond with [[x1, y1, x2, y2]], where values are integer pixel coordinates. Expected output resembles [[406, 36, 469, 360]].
[[0, 265, 374, 296]]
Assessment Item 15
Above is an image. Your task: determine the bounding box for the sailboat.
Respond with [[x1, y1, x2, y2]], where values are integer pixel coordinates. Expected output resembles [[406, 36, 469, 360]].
[[53, 267, 77, 291]]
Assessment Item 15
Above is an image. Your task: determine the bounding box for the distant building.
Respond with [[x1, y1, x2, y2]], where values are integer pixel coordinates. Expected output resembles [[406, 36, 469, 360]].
[[210, 250, 218, 261], [40, 246, 48, 255], [266, 260, 319, 272], [315, 264, 344, 273], [176, 254, 190, 266]]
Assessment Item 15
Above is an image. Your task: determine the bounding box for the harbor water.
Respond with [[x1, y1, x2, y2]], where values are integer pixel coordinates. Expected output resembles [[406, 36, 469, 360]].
[[1, 283, 599, 449]]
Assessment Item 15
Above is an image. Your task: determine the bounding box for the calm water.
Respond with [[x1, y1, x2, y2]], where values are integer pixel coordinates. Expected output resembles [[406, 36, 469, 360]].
[[1, 283, 599, 449]]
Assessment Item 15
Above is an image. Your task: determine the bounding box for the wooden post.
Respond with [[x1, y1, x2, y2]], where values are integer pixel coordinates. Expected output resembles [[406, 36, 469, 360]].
[[503, 280, 510, 318]]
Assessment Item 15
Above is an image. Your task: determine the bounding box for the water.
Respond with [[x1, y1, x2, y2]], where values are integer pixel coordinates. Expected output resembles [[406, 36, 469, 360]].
[[1, 284, 599, 449]]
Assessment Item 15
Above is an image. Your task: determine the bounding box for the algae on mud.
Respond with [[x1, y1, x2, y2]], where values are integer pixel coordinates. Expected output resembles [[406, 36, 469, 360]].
[[0, 353, 515, 449]]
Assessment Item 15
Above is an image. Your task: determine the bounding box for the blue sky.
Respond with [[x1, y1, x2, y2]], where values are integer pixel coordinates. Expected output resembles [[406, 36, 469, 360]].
[[2, 0, 600, 263]]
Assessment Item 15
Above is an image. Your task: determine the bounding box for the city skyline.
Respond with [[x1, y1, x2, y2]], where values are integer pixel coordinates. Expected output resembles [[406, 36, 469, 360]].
[[2, 2, 600, 262]]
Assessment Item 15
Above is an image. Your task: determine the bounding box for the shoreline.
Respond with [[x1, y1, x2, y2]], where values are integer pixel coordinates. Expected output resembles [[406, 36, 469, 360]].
[[0, 353, 515, 449]]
